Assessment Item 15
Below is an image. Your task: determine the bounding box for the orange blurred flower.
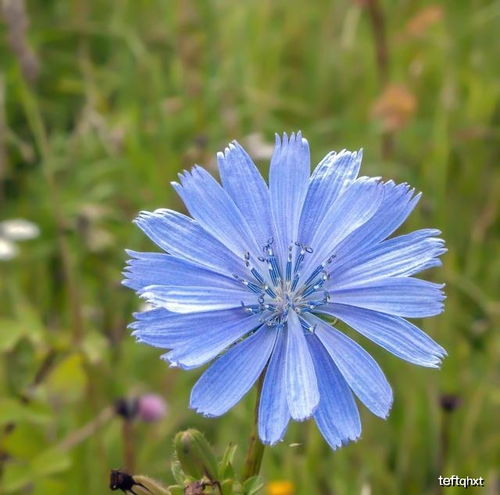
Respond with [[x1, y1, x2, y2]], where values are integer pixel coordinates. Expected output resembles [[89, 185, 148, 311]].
[[406, 5, 444, 37], [371, 84, 417, 132], [267, 480, 295, 495]]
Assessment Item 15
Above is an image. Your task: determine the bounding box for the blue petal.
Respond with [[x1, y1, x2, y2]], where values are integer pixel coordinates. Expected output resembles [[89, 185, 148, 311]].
[[269, 132, 310, 263], [285, 311, 319, 421], [134, 209, 245, 277], [328, 229, 446, 288], [311, 314, 393, 418], [308, 336, 361, 449], [172, 166, 261, 258], [162, 313, 262, 369], [318, 304, 447, 367], [301, 177, 385, 280], [258, 330, 290, 445], [217, 141, 273, 248], [123, 250, 242, 292], [328, 277, 445, 318], [299, 149, 362, 246], [130, 307, 248, 348], [138, 285, 254, 313], [330, 182, 420, 264], [190, 325, 278, 417]]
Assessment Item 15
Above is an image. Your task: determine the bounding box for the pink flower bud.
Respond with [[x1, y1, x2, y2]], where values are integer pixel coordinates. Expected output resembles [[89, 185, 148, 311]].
[[137, 394, 167, 422]]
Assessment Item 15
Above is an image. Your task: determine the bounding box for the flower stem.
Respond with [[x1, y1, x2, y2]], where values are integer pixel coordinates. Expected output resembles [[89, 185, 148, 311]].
[[242, 374, 266, 481]]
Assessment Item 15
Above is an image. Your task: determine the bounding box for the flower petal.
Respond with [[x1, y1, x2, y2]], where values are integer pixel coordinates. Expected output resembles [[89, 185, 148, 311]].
[[162, 313, 262, 369], [218, 141, 273, 248], [319, 304, 447, 367], [134, 209, 245, 277], [269, 132, 310, 263], [330, 182, 420, 265], [299, 149, 362, 245], [258, 330, 290, 445], [285, 311, 319, 421], [138, 285, 254, 313], [172, 166, 261, 258], [130, 307, 248, 348], [329, 229, 446, 288], [328, 277, 445, 318], [301, 177, 385, 280], [190, 325, 278, 417], [308, 336, 361, 449], [311, 314, 393, 418], [123, 250, 242, 291]]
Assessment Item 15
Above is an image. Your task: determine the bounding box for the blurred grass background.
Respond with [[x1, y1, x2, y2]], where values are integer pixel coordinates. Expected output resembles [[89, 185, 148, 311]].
[[0, 0, 499, 494]]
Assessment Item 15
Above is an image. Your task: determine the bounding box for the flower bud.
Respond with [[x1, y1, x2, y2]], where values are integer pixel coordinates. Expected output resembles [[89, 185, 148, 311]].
[[174, 429, 219, 481], [137, 394, 167, 422]]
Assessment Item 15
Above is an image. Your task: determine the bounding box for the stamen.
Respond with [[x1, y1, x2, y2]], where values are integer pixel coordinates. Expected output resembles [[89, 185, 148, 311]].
[[286, 245, 293, 282], [264, 285, 277, 298], [304, 264, 325, 287], [264, 241, 282, 286], [251, 267, 265, 284], [293, 242, 306, 274], [233, 274, 264, 294], [298, 315, 316, 332], [302, 271, 328, 297], [291, 272, 300, 291], [240, 301, 261, 314]]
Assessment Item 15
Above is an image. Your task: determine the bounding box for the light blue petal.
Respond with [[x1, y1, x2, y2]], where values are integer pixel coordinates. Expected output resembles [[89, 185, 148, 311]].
[[134, 209, 245, 277], [328, 277, 445, 318], [130, 307, 247, 348], [330, 182, 420, 265], [123, 250, 242, 292], [258, 330, 290, 445], [328, 229, 446, 288], [172, 166, 261, 258], [138, 285, 254, 313], [269, 132, 310, 264], [318, 304, 447, 367], [285, 311, 319, 421], [308, 336, 361, 449], [299, 149, 362, 245], [311, 314, 393, 418], [190, 325, 278, 417], [217, 141, 273, 248], [162, 313, 262, 369], [301, 177, 385, 280]]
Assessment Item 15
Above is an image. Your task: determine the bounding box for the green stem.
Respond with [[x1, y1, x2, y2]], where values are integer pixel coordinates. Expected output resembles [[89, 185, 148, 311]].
[[242, 375, 266, 481]]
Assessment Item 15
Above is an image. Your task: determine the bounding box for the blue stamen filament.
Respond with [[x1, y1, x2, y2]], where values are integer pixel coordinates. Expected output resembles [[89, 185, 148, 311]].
[[239, 242, 333, 332]]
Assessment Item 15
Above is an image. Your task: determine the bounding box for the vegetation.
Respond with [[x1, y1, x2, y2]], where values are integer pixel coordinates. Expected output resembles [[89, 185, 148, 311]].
[[0, 0, 498, 493]]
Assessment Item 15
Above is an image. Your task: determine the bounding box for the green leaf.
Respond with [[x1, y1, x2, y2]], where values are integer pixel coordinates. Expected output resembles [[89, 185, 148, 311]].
[[242, 476, 264, 495], [1, 462, 34, 492], [81, 329, 108, 364], [219, 442, 237, 479], [31, 447, 72, 477], [2, 423, 47, 459], [167, 485, 184, 495], [170, 460, 185, 485], [0, 319, 26, 352], [45, 353, 86, 400], [0, 398, 51, 426]]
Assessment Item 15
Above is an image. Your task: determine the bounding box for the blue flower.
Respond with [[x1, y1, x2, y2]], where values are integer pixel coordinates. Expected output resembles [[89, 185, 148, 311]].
[[123, 132, 446, 449]]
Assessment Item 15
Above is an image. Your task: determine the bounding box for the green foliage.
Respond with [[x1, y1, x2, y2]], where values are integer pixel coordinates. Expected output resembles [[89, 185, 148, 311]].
[[0, 0, 498, 494]]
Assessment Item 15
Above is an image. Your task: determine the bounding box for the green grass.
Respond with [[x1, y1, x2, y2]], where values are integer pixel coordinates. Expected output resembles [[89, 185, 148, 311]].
[[0, 0, 499, 493]]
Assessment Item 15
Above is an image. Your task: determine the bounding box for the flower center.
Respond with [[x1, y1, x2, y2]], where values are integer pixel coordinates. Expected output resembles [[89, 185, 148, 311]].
[[234, 240, 334, 331]]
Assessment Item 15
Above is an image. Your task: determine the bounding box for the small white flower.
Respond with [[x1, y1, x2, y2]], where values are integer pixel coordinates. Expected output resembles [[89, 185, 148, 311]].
[[0, 219, 40, 261], [0, 238, 18, 260], [0, 219, 40, 241]]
